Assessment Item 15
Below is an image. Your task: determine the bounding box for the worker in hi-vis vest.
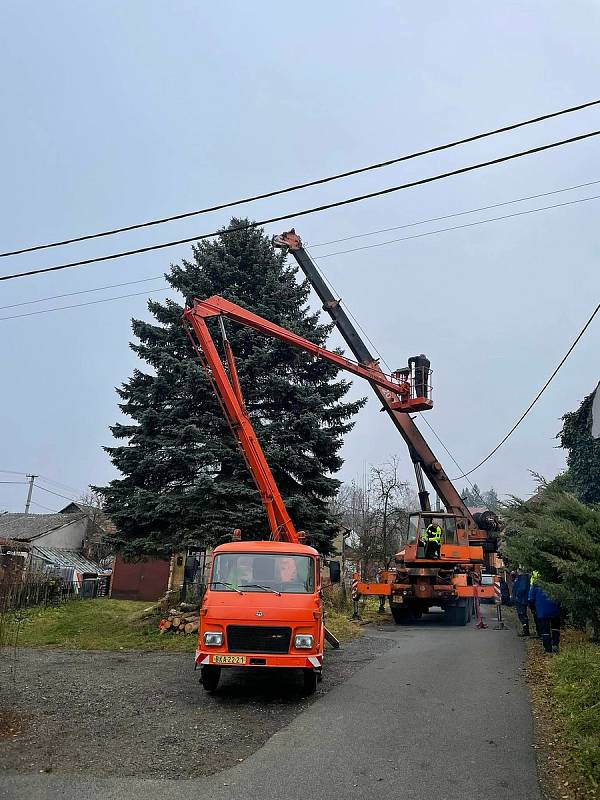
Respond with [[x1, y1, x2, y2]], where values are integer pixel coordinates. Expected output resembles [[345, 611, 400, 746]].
[[422, 522, 442, 559]]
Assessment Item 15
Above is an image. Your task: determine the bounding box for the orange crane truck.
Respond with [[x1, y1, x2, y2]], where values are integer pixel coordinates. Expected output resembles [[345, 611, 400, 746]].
[[272, 230, 500, 624], [183, 306, 326, 695], [183, 295, 442, 692]]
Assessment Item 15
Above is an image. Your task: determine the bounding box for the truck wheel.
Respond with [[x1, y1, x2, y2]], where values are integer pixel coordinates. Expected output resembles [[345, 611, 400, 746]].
[[200, 665, 221, 691], [302, 669, 318, 695], [445, 602, 468, 626], [391, 604, 412, 624]]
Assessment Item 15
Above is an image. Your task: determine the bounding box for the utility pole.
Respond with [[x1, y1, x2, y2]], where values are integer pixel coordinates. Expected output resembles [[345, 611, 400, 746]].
[[24, 474, 38, 514]]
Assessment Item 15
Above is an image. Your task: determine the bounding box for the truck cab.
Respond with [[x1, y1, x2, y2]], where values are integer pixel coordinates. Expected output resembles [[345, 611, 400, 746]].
[[196, 540, 324, 694]]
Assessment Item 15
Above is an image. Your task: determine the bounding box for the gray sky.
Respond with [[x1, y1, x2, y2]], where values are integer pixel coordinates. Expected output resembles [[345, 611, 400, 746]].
[[1, 1, 598, 513]]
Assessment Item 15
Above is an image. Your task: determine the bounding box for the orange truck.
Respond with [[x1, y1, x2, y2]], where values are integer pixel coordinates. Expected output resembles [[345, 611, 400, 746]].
[[183, 300, 333, 694], [195, 539, 325, 694], [270, 230, 501, 622]]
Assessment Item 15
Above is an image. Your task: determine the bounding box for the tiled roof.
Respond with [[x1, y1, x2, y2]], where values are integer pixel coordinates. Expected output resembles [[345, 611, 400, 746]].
[[0, 512, 84, 541]]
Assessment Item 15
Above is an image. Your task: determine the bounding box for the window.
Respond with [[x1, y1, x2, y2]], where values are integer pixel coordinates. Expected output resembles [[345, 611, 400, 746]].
[[211, 553, 315, 594]]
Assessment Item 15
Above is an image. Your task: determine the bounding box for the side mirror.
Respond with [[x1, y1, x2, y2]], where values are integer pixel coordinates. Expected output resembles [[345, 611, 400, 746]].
[[329, 560, 341, 584]]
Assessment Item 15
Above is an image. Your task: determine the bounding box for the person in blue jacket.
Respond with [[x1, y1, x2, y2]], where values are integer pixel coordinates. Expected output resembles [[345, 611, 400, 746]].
[[528, 582, 561, 654], [511, 569, 531, 636]]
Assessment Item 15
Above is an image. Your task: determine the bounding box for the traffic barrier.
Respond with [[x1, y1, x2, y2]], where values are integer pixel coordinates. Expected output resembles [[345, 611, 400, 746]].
[[493, 576, 506, 630], [351, 573, 360, 619]]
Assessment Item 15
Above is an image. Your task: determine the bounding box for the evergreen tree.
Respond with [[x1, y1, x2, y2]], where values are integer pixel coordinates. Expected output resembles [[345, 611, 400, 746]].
[[503, 481, 600, 638], [461, 484, 501, 511], [461, 484, 483, 506], [559, 389, 600, 504], [97, 220, 365, 557]]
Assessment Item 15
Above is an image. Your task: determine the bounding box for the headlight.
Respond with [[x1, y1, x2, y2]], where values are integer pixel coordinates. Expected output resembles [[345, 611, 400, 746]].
[[204, 631, 223, 646], [294, 634, 314, 649]]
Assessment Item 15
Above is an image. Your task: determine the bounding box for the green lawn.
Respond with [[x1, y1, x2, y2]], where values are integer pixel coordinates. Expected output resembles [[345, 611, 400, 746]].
[[11, 596, 369, 651], [13, 599, 195, 652]]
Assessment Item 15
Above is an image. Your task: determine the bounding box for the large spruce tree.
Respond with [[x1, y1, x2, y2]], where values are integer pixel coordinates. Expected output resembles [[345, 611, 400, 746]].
[[98, 220, 364, 557]]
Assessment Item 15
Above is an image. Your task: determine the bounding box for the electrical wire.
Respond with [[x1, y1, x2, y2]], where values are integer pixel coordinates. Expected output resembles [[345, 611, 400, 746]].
[[35, 484, 79, 503], [3, 98, 599, 259], [317, 193, 600, 259], [5, 177, 596, 313], [37, 474, 87, 497], [29, 500, 60, 512], [0, 275, 165, 312], [2, 128, 599, 284], [0, 286, 168, 321], [310, 178, 600, 248], [0, 481, 27, 485], [451, 301, 600, 480]]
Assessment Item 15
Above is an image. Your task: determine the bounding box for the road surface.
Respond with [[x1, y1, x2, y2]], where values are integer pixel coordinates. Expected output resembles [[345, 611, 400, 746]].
[[1, 607, 541, 800]]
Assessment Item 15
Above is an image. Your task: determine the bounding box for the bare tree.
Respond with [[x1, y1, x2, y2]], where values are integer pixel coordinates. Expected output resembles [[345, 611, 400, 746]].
[[337, 458, 416, 578], [74, 490, 115, 566]]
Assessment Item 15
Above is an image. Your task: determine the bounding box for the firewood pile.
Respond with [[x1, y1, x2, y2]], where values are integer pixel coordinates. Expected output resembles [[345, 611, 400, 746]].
[[158, 602, 199, 635]]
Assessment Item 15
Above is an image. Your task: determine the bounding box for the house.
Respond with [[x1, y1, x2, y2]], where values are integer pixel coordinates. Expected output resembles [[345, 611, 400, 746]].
[[0, 511, 90, 551]]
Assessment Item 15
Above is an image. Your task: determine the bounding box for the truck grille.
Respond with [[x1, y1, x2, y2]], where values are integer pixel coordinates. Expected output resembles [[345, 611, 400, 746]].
[[226, 625, 291, 654]]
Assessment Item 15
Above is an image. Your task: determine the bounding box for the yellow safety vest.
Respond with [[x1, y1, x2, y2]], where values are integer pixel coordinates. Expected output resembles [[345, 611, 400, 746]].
[[425, 525, 442, 544]]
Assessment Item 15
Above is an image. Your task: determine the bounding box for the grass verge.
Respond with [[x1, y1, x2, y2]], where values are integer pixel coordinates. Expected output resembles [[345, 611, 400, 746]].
[[527, 628, 600, 799], [10, 596, 372, 651], [12, 599, 195, 652]]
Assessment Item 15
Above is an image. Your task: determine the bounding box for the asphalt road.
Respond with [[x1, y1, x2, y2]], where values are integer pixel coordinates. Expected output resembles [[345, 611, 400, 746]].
[[1, 607, 542, 800]]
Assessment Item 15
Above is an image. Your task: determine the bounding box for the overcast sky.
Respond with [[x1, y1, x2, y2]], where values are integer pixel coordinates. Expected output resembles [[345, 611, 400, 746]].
[[1, 1, 598, 513]]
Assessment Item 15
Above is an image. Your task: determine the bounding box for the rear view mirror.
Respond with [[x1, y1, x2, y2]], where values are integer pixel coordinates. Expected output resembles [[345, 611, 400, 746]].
[[329, 560, 341, 584]]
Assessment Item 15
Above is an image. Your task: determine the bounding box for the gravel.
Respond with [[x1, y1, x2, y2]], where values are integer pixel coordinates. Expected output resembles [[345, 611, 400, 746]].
[[0, 631, 393, 779]]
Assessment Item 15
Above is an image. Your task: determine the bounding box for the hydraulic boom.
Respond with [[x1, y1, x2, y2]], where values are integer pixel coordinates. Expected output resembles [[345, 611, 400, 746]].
[[272, 229, 499, 543]]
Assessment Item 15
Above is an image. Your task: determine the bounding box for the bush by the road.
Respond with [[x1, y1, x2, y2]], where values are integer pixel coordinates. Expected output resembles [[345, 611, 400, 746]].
[[503, 485, 600, 638]]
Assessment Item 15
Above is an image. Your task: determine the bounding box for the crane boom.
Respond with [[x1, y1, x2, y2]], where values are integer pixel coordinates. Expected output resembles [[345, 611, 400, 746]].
[[272, 229, 480, 530], [185, 295, 431, 409], [182, 308, 298, 543]]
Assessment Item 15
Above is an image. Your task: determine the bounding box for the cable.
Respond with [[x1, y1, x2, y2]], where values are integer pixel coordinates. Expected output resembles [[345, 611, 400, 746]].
[[7, 177, 596, 313], [0, 286, 168, 321], [317, 193, 600, 259], [29, 500, 60, 513], [35, 484, 79, 503], [0, 469, 27, 476], [3, 98, 599, 259], [451, 301, 600, 480], [0, 275, 165, 312], [418, 416, 477, 491], [3, 128, 599, 284], [0, 481, 27, 485], [37, 474, 87, 497], [310, 178, 600, 248]]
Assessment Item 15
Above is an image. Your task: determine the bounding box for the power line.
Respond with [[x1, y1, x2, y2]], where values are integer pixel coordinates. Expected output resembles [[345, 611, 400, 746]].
[[310, 179, 600, 248], [317, 193, 600, 259], [35, 484, 79, 503], [0, 469, 26, 476], [37, 474, 86, 497], [0, 286, 168, 321], [5, 177, 596, 313], [2, 128, 599, 284], [2, 98, 599, 259], [451, 301, 600, 480], [0, 275, 165, 312], [29, 500, 60, 513], [0, 481, 27, 485]]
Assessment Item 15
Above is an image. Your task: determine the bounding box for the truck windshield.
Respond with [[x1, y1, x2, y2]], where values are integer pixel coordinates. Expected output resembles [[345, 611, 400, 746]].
[[211, 553, 315, 594]]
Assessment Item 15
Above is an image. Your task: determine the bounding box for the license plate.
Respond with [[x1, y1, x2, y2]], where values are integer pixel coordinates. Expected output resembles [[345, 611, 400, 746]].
[[212, 655, 247, 665]]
